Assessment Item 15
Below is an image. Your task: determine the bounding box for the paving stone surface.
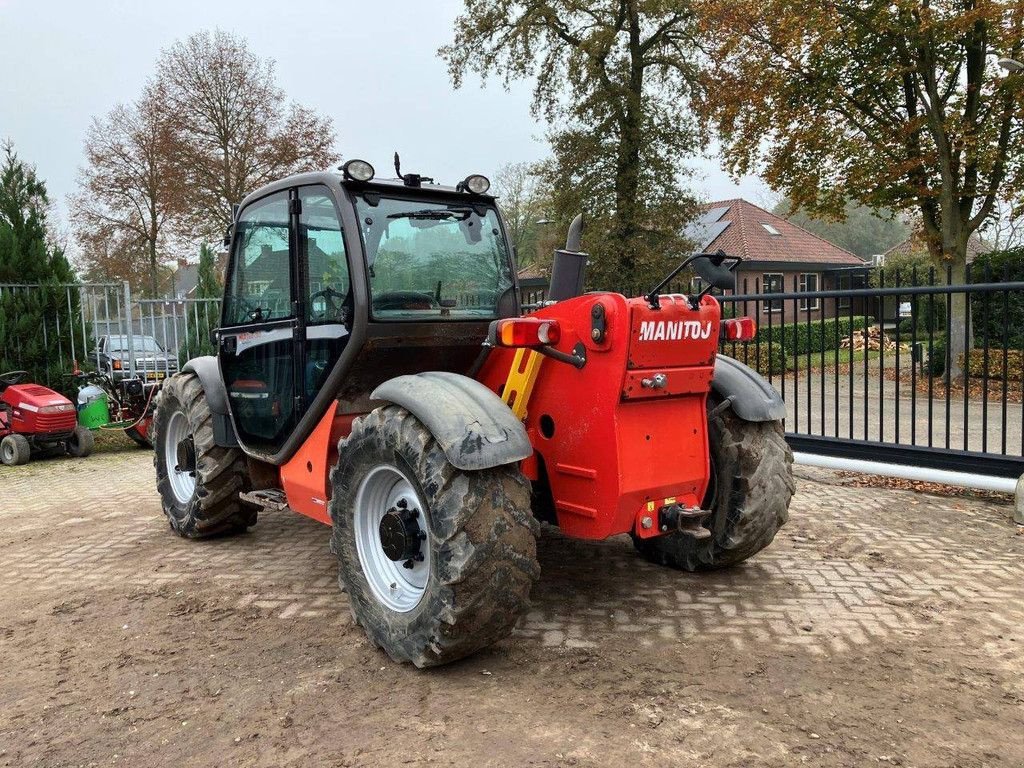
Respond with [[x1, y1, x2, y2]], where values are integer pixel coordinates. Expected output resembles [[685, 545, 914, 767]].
[[2, 451, 1021, 658]]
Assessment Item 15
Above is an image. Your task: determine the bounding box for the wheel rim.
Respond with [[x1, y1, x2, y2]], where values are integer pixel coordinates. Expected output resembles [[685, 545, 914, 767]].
[[2, 441, 12, 463], [164, 410, 196, 504], [353, 465, 430, 613]]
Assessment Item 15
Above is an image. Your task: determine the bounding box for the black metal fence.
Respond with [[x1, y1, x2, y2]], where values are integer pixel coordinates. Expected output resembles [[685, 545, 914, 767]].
[[717, 270, 1024, 478], [0, 282, 220, 389], [524, 266, 1024, 479]]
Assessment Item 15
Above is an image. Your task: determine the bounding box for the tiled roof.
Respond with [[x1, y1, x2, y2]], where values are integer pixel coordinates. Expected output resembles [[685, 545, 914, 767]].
[[692, 199, 866, 267], [884, 232, 988, 263], [517, 263, 548, 280]]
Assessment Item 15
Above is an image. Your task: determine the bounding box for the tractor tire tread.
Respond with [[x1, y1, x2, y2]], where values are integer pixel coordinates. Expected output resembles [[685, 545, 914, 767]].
[[1, 434, 31, 466], [632, 403, 793, 571], [330, 405, 539, 668], [153, 372, 253, 538]]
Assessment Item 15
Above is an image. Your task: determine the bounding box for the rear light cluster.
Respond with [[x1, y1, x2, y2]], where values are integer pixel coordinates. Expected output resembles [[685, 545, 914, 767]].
[[721, 317, 757, 342], [494, 318, 561, 348]]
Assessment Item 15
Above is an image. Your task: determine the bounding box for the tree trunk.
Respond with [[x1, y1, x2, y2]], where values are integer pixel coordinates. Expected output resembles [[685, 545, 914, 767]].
[[149, 239, 158, 298], [613, 0, 644, 285], [945, 258, 973, 382]]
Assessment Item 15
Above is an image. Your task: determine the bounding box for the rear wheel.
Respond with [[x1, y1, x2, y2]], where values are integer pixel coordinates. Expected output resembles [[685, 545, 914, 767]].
[[66, 426, 94, 458], [124, 422, 152, 448], [153, 373, 253, 538], [632, 401, 793, 571], [330, 405, 540, 668], [1, 434, 31, 466]]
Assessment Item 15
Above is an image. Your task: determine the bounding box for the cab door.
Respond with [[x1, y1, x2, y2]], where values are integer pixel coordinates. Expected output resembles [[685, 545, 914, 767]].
[[218, 190, 302, 454]]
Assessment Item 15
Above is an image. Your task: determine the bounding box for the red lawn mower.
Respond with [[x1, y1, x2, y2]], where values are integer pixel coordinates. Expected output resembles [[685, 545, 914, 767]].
[[0, 371, 94, 466]]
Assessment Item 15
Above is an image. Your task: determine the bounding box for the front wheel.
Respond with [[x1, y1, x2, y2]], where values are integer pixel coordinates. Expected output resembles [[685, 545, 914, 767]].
[[153, 373, 253, 538], [633, 401, 794, 571], [66, 425, 94, 458], [330, 406, 540, 668], [1, 434, 31, 466]]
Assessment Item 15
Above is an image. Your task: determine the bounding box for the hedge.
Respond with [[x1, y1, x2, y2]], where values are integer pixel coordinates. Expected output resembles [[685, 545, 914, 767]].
[[964, 349, 1024, 380], [927, 339, 1024, 380], [755, 316, 874, 356], [719, 343, 788, 376]]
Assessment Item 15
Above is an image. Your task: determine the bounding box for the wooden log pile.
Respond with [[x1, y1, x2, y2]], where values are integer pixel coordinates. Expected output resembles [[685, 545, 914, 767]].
[[839, 326, 897, 352]]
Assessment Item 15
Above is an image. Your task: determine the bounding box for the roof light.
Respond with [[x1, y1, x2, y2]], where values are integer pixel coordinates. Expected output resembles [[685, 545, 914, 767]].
[[721, 317, 757, 342], [342, 159, 375, 182], [462, 174, 490, 194], [493, 318, 560, 348], [760, 223, 781, 236]]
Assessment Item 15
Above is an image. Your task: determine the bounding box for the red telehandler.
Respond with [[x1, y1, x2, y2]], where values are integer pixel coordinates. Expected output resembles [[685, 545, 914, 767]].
[[153, 157, 793, 667]]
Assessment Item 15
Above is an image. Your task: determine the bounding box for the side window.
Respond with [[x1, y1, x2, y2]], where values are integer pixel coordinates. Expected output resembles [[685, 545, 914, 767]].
[[300, 187, 350, 325], [224, 192, 292, 326], [762, 272, 784, 313]]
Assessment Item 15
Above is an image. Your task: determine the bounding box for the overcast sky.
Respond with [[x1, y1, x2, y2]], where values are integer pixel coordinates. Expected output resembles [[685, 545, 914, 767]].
[[0, 0, 771, 235]]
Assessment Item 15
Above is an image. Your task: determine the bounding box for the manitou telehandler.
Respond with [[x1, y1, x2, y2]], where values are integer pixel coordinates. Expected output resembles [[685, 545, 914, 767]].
[[153, 157, 793, 667]]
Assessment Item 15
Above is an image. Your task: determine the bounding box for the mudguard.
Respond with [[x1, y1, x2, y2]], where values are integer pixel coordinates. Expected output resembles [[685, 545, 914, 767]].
[[371, 371, 532, 472], [181, 356, 237, 447], [711, 355, 787, 422]]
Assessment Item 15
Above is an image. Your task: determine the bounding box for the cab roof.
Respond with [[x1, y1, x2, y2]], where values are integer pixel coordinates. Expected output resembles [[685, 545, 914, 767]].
[[236, 168, 497, 214]]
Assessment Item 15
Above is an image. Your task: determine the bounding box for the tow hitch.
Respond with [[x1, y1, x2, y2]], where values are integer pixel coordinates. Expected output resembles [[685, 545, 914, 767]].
[[659, 504, 711, 540]]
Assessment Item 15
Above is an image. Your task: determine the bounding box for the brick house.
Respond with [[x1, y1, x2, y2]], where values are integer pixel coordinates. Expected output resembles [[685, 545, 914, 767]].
[[688, 199, 870, 324]]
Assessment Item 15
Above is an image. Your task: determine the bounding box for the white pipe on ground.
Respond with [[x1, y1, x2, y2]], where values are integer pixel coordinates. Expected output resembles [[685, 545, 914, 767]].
[[792, 451, 1018, 494]]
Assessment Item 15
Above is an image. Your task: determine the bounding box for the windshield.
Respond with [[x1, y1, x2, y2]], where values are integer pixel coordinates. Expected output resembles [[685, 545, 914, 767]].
[[354, 195, 514, 321], [108, 335, 163, 353]]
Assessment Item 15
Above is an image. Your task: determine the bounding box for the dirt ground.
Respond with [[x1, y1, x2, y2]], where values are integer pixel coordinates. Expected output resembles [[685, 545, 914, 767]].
[[1, 447, 1022, 767]]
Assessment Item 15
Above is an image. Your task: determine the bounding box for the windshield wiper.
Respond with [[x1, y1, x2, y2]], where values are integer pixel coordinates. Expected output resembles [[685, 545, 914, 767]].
[[387, 207, 472, 221]]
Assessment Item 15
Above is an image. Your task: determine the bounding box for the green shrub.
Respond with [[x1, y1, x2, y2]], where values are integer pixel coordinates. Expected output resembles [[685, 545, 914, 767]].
[[965, 349, 1024, 380], [755, 316, 874, 356], [970, 248, 1024, 350], [927, 337, 947, 376], [719, 343, 788, 376]]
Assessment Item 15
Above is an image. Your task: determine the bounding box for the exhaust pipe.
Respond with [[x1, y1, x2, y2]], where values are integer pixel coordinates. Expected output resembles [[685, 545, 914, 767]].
[[548, 214, 587, 302]]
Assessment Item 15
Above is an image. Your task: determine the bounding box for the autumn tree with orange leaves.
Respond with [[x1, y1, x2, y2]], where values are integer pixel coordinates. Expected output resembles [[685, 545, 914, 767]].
[[697, 0, 1024, 375], [73, 30, 338, 295]]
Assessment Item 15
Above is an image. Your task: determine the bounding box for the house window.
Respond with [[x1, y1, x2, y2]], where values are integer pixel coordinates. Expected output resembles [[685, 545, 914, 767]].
[[799, 273, 820, 311], [836, 273, 865, 309], [761, 223, 782, 236], [762, 273, 783, 313]]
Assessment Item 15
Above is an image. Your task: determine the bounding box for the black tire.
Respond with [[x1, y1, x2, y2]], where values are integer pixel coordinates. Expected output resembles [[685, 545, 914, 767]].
[[124, 423, 152, 448], [153, 372, 254, 538], [632, 401, 793, 571], [1, 434, 31, 466], [330, 405, 540, 668], [66, 425, 94, 458]]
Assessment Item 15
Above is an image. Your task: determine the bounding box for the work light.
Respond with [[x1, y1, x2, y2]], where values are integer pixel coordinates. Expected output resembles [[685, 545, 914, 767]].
[[342, 159, 375, 182], [462, 174, 490, 194]]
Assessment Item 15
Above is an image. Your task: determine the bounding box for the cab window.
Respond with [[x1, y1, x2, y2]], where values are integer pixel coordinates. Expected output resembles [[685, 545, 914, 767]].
[[354, 195, 514, 320], [224, 192, 292, 326]]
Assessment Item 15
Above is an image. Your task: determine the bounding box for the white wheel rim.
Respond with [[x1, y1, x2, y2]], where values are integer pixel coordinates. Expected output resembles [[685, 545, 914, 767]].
[[353, 465, 430, 613], [2, 441, 12, 463], [164, 410, 196, 505]]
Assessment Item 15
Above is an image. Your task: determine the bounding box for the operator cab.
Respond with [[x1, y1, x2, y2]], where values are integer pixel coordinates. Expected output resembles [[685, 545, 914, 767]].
[[217, 160, 518, 463]]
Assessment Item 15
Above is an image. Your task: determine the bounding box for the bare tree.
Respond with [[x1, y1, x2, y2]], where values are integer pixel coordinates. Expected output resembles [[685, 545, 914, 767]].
[[982, 197, 1024, 251], [153, 30, 339, 239], [493, 162, 546, 267], [71, 93, 182, 297]]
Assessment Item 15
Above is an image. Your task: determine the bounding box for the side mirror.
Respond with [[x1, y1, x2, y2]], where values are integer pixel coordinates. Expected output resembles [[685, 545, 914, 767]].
[[692, 255, 737, 291], [223, 224, 233, 248]]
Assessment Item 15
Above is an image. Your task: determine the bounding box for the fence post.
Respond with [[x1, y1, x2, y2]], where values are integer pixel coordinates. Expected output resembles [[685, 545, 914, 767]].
[[123, 281, 136, 378]]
